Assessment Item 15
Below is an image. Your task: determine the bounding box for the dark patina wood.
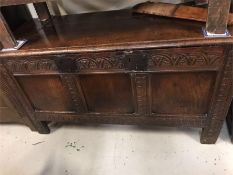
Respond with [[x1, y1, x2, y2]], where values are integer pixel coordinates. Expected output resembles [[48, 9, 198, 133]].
[[0, 87, 37, 130], [133, 2, 233, 25], [33, 2, 51, 21], [0, 0, 233, 144], [227, 101, 233, 143], [0, 9, 232, 144], [0, 63, 50, 133], [226, 40, 233, 143], [226, 0, 233, 143]]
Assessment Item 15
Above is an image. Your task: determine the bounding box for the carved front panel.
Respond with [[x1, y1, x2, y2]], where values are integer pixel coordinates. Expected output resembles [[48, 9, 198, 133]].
[[3, 46, 225, 74], [0, 46, 226, 121]]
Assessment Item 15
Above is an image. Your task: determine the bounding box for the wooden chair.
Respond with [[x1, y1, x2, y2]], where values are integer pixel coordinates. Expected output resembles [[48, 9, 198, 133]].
[[0, 1, 52, 50]]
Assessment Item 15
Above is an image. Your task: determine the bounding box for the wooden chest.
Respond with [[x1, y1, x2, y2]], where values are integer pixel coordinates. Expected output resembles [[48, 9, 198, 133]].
[[0, 9, 232, 144]]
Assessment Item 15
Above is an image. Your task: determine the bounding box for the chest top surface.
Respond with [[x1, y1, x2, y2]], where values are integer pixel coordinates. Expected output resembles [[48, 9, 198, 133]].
[[0, 9, 232, 57]]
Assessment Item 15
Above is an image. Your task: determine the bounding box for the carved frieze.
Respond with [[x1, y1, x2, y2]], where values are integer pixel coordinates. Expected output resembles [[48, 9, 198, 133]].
[[2, 47, 225, 74], [60, 75, 87, 113], [3, 52, 127, 73], [4, 59, 58, 73], [147, 48, 223, 69], [75, 56, 125, 70], [133, 74, 148, 114]]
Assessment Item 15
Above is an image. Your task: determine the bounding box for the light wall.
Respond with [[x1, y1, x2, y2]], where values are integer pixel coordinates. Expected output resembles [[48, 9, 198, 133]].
[[28, 0, 233, 18], [28, 0, 189, 18], [56, 0, 187, 14]]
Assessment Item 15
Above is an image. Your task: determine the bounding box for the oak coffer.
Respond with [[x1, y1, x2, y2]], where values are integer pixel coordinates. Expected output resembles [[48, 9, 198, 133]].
[[0, 9, 232, 144]]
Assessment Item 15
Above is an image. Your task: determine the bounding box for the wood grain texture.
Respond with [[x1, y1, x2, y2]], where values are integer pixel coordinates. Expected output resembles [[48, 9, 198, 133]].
[[133, 2, 233, 25], [1, 44, 230, 144], [206, 0, 231, 34], [226, 43, 233, 143], [131, 73, 149, 114], [60, 75, 88, 113], [2, 46, 225, 74], [16, 75, 75, 112], [0, 10, 232, 58], [79, 73, 134, 114], [36, 112, 207, 128], [201, 46, 232, 144], [146, 46, 224, 71], [151, 72, 216, 115], [0, 9, 232, 144], [0, 63, 50, 133], [0, 89, 22, 123]]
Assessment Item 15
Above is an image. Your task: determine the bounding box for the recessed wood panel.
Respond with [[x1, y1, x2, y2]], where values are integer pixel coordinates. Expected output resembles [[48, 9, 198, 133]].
[[79, 74, 134, 114], [16, 75, 74, 111], [0, 90, 21, 123], [151, 72, 216, 115]]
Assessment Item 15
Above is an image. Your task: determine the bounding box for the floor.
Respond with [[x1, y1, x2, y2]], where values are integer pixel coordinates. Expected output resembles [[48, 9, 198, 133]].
[[0, 122, 232, 175]]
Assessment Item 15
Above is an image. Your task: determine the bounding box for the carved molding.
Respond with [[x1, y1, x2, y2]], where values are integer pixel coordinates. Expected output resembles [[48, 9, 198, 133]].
[[35, 112, 207, 128], [211, 49, 232, 120], [4, 53, 126, 73], [133, 74, 148, 114], [148, 51, 223, 68], [201, 47, 232, 143], [75, 56, 125, 70], [3, 47, 224, 74], [60, 75, 87, 113], [5, 59, 58, 73]]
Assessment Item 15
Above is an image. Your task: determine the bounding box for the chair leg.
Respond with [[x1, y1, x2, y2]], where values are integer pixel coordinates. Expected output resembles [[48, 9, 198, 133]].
[[35, 121, 50, 134], [33, 2, 51, 22], [200, 120, 223, 144], [206, 0, 231, 35]]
